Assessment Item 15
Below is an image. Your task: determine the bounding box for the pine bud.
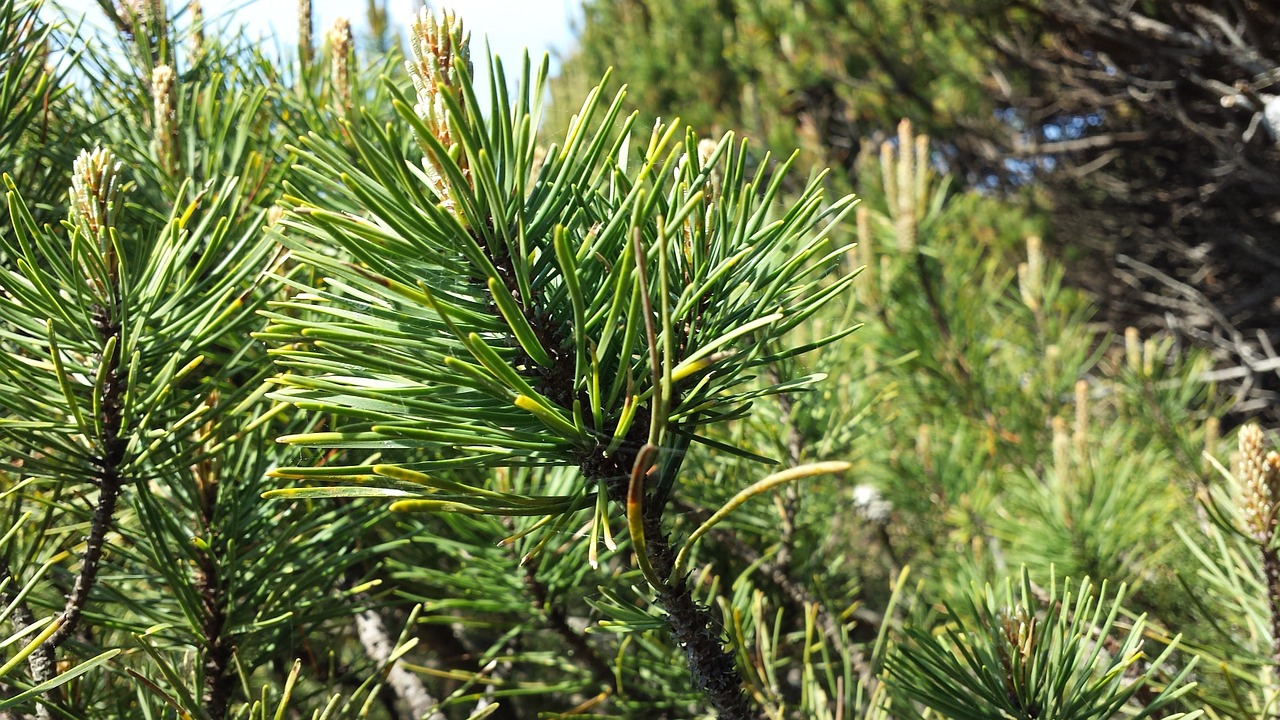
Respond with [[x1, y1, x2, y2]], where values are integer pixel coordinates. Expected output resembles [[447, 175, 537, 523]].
[[998, 606, 1035, 669], [190, 0, 204, 58], [298, 0, 313, 68], [676, 138, 721, 256], [119, 0, 163, 35], [914, 131, 930, 210], [1124, 327, 1141, 372], [1019, 235, 1044, 311], [327, 16, 353, 112], [1051, 415, 1070, 476], [916, 424, 933, 476], [405, 7, 472, 206], [1239, 424, 1280, 543], [895, 119, 915, 250], [71, 147, 124, 239], [1204, 416, 1220, 475], [1073, 379, 1088, 459], [696, 138, 720, 203], [151, 64, 178, 176], [71, 147, 127, 292]]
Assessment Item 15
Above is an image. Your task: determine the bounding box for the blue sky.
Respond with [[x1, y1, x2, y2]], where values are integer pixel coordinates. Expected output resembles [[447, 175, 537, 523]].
[[55, 1, 583, 72]]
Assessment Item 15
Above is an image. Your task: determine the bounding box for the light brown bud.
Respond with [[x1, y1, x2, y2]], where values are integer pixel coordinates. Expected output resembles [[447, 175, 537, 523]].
[[298, 0, 313, 67], [327, 16, 353, 112], [1073, 379, 1088, 459], [895, 119, 915, 250], [1239, 424, 1280, 542], [1124, 327, 1141, 372], [190, 0, 204, 57], [1052, 415, 1070, 477], [151, 64, 178, 176]]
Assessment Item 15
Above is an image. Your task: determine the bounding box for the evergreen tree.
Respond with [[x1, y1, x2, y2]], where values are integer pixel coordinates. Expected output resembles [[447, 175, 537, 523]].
[[0, 2, 1269, 719]]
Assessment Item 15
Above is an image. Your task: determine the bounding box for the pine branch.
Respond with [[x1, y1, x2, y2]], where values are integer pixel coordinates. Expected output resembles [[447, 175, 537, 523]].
[[344, 572, 442, 720], [194, 461, 232, 720], [195, 555, 231, 719], [650, 537, 758, 720], [523, 565, 619, 697], [47, 303, 125, 651], [0, 559, 56, 688], [266, 18, 856, 716], [1264, 546, 1280, 710], [442, 95, 755, 717]]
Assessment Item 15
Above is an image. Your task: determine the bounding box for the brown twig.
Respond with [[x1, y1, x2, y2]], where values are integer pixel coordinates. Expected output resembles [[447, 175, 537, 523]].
[[523, 566, 620, 697], [47, 304, 126, 652], [193, 452, 232, 720], [0, 558, 57, 707], [669, 499, 877, 681], [647, 526, 757, 720], [1264, 546, 1280, 704]]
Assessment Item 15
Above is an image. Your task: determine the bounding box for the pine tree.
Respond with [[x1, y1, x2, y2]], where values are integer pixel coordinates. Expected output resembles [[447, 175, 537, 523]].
[[0, 2, 1267, 719]]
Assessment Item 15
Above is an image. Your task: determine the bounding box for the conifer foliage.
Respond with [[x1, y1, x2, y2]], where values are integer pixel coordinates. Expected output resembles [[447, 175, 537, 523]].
[[263, 9, 855, 718], [0, 1, 1269, 719]]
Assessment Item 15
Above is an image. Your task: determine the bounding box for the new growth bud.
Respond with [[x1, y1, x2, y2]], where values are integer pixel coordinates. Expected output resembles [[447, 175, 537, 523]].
[[676, 138, 722, 259], [405, 7, 472, 207], [1239, 424, 1280, 544], [71, 147, 127, 293], [880, 119, 928, 251], [119, 0, 163, 35], [190, 0, 204, 58], [1018, 236, 1044, 312], [71, 147, 123, 239], [151, 64, 178, 176], [298, 0, 313, 67], [694, 138, 720, 202], [327, 17, 353, 112], [1124, 327, 1141, 372]]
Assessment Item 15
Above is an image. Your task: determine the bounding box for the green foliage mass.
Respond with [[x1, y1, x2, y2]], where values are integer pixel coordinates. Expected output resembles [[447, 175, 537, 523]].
[[558, 0, 1008, 194], [0, 2, 1270, 720]]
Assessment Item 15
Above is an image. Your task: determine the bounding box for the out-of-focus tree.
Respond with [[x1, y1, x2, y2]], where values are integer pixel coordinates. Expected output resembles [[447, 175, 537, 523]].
[[981, 0, 1280, 420], [560, 0, 1280, 418], [561, 0, 1005, 192]]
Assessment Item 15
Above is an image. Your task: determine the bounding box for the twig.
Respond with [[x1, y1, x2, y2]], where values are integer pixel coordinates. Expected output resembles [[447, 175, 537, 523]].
[[649, 531, 758, 720], [1264, 545, 1280, 717], [1, 559, 56, 717], [345, 573, 442, 720], [47, 304, 126, 651], [524, 566, 620, 698], [196, 558, 231, 719], [1007, 130, 1149, 156], [670, 499, 878, 681], [194, 456, 232, 720]]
